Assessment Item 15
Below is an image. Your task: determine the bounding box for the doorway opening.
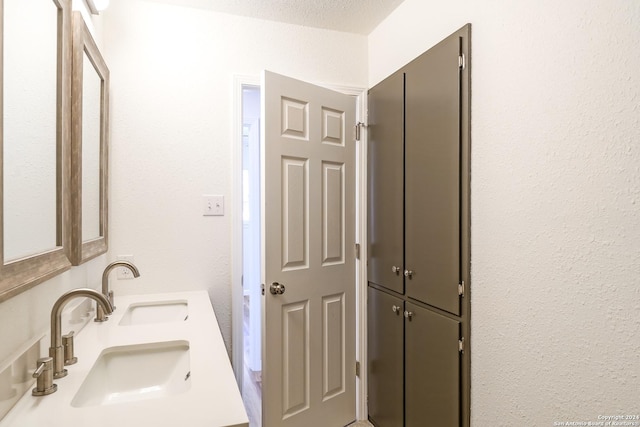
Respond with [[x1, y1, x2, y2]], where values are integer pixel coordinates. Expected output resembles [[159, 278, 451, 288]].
[[241, 84, 262, 427], [233, 75, 369, 427]]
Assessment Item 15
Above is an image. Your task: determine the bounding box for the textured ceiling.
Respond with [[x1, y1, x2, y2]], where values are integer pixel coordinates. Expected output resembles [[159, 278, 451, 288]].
[[147, 0, 406, 34]]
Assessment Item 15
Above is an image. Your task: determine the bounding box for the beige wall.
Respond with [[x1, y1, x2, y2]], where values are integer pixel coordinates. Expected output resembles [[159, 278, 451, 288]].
[[369, 0, 640, 424]]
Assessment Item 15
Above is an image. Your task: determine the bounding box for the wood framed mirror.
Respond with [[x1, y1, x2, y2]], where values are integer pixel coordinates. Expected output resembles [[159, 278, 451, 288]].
[[0, 0, 72, 302], [70, 11, 109, 265]]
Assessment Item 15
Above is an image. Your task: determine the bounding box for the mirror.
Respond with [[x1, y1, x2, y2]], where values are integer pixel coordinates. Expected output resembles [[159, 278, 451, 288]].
[[70, 11, 109, 265], [81, 51, 102, 241], [0, 0, 72, 302]]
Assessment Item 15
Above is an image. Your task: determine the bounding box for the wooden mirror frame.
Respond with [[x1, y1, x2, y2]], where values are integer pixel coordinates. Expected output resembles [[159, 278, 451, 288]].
[[70, 11, 109, 265], [0, 0, 72, 302]]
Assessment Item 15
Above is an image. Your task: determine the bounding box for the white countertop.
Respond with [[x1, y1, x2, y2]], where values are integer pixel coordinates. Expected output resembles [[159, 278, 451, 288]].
[[0, 291, 249, 427]]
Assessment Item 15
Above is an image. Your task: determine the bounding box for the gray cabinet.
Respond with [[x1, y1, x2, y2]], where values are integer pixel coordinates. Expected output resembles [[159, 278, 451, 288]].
[[367, 70, 405, 295], [405, 303, 460, 427], [368, 288, 461, 427], [367, 27, 463, 315], [367, 286, 404, 427], [404, 33, 462, 315], [367, 24, 471, 427]]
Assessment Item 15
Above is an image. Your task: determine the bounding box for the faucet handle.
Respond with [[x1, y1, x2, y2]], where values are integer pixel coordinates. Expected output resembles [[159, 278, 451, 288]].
[[32, 357, 57, 396], [32, 361, 46, 379], [107, 290, 116, 310], [63, 331, 78, 365]]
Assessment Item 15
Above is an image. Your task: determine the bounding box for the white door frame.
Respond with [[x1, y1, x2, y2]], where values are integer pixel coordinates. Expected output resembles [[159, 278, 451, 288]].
[[231, 74, 369, 421]]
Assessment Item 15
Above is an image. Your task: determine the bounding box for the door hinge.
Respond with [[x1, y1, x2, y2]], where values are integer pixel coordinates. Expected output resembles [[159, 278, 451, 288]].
[[354, 122, 365, 141], [458, 338, 465, 354], [355, 243, 360, 260], [458, 53, 466, 70], [458, 280, 465, 297], [355, 361, 360, 377]]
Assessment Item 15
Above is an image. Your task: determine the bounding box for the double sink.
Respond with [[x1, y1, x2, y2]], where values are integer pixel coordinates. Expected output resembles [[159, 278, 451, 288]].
[[73, 300, 190, 408], [0, 292, 248, 427]]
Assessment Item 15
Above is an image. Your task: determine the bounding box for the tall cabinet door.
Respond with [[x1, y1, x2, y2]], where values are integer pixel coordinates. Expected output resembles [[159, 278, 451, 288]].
[[367, 71, 405, 294], [404, 31, 462, 315], [405, 303, 460, 427], [367, 286, 404, 427]]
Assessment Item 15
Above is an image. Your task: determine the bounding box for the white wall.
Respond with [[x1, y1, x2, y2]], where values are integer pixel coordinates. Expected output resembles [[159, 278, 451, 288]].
[[101, 0, 367, 350], [369, 0, 640, 424], [0, 256, 107, 364]]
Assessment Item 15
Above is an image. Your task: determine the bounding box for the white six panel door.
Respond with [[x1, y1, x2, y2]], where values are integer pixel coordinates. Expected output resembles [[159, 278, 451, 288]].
[[261, 71, 356, 427]]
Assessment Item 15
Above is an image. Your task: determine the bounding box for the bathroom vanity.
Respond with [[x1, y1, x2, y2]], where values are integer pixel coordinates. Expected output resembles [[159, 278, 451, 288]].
[[0, 291, 248, 427]]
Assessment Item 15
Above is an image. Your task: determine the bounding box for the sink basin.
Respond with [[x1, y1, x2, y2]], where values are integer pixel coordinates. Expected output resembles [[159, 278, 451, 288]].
[[71, 340, 191, 408], [118, 300, 188, 326]]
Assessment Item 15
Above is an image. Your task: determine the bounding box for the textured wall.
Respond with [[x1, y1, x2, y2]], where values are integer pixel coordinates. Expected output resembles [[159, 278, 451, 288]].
[[369, 0, 640, 424], [101, 0, 367, 350]]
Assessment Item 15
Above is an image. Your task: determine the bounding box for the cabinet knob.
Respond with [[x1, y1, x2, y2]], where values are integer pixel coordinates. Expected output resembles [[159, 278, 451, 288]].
[[404, 311, 413, 320], [391, 305, 401, 314], [391, 266, 402, 275], [404, 269, 414, 278]]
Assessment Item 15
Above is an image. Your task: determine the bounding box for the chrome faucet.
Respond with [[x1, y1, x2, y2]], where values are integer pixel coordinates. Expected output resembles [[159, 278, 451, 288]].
[[95, 260, 141, 322], [49, 288, 113, 379]]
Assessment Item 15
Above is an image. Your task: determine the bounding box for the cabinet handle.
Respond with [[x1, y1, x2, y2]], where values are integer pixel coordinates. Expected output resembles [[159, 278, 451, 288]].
[[404, 269, 414, 278], [391, 266, 402, 275], [392, 305, 401, 314], [404, 311, 413, 320]]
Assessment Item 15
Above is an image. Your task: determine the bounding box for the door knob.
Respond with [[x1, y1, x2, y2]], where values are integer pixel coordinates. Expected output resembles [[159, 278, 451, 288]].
[[269, 282, 286, 295], [404, 269, 414, 278], [391, 266, 402, 275]]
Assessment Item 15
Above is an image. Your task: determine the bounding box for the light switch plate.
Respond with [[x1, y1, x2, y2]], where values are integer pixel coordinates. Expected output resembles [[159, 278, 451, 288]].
[[203, 195, 224, 216]]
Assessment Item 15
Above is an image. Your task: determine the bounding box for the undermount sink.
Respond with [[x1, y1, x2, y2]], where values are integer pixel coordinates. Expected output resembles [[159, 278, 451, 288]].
[[71, 340, 191, 408], [118, 300, 189, 326]]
